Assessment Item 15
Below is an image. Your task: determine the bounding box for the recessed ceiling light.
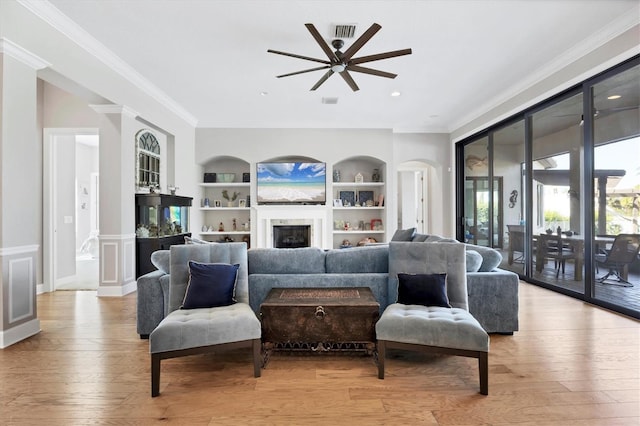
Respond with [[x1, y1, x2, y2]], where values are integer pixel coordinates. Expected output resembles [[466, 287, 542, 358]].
[[391, 91, 401, 97], [607, 95, 621, 100], [260, 91, 269, 96]]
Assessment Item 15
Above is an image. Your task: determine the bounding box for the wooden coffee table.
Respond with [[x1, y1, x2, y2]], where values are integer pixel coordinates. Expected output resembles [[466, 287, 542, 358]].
[[260, 287, 380, 361]]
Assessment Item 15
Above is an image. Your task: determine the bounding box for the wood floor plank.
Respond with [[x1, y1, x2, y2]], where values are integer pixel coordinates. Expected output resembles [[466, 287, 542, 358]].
[[0, 283, 638, 425]]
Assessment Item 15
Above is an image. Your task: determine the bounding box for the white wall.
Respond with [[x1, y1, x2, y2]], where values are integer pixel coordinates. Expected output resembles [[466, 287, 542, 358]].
[[393, 133, 453, 236]]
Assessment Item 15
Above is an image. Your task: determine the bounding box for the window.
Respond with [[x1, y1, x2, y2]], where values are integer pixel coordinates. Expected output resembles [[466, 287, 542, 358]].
[[136, 130, 160, 189]]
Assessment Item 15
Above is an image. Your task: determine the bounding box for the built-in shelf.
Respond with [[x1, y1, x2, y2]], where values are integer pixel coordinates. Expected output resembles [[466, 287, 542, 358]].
[[199, 182, 250, 188], [200, 207, 250, 211], [332, 207, 384, 211], [332, 182, 384, 187]]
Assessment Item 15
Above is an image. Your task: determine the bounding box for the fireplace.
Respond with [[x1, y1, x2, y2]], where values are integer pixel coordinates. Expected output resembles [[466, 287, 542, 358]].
[[255, 206, 329, 248], [273, 225, 311, 248]]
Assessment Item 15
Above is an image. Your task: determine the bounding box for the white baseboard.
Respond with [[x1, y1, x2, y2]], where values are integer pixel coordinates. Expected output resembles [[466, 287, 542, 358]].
[[0, 318, 41, 349], [97, 280, 137, 297]]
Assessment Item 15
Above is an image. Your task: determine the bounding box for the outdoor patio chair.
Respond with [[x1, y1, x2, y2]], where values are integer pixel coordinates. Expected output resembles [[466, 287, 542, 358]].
[[595, 234, 640, 287]]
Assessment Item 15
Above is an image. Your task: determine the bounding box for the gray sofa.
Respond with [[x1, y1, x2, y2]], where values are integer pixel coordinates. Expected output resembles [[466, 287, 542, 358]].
[[137, 237, 519, 336], [248, 245, 390, 314]]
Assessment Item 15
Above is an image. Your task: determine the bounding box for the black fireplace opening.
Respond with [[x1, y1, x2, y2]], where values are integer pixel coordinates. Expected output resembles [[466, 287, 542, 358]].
[[273, 225, 311, 248]]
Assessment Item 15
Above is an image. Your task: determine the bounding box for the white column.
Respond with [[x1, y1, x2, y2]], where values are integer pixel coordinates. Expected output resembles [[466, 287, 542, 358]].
[[90, 104, 139, 296], [0, 39, 49, 347]]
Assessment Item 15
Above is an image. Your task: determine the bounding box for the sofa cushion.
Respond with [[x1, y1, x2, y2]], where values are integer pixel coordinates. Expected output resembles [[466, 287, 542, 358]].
[[465, 244, 503, 272], [389, 242, 468, 310], [185, 235, 214, 244], [150, 303, 260, 353], [181, 261, 239, 309], [391, 228, 416, 241], [466, 250, 483, 273], [397, 273, 451, 308], [325, 245, 389, 273], [411, 233, 429, 242], [150, 250, 170, 273], [248, 247, 326, 274]]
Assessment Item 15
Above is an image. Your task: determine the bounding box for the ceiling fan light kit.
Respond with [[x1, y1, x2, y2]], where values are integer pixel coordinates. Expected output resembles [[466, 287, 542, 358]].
[[268, 23, 412, 92]]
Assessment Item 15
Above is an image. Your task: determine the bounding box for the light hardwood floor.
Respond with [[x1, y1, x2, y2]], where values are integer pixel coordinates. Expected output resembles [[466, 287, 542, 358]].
[[1, 283, 638, 425]]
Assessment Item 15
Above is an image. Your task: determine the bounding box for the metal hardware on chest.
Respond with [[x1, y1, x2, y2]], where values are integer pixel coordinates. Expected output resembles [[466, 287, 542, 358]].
[[315, 306, 325, 320]]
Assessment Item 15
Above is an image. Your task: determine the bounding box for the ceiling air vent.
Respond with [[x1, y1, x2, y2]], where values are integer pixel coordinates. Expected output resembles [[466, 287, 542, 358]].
[[322, 97, 339, 105], [333, 24, 357, 39]]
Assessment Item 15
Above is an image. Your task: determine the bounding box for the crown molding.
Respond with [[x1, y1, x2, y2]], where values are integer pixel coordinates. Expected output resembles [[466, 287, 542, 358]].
[[17, 0, 198, 127], [90, 104, 139, 117], [450, 9, 640, 134], [0, 38, 50, 70]]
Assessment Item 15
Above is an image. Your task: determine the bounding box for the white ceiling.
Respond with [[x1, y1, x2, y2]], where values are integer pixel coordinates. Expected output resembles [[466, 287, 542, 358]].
[[46, 0, 639, 133]]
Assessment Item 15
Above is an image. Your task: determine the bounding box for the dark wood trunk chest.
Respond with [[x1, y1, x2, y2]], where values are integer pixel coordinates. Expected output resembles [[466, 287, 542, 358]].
[[260, 287, 380, 353]]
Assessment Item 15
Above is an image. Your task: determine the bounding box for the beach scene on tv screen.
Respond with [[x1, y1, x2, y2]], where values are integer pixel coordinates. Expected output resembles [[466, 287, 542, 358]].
[[257, 162, 326, 203]]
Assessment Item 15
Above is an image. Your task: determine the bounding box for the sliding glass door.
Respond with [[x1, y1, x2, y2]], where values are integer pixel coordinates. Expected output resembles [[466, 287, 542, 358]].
[[530, 92, 585, 294], [456, 55, 639, 319], [590, 62, 640, 312]]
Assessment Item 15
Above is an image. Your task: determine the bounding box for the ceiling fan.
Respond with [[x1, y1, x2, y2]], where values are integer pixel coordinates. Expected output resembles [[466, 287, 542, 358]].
[[554, 105, 639, 125], [267, 23, 412, 92]]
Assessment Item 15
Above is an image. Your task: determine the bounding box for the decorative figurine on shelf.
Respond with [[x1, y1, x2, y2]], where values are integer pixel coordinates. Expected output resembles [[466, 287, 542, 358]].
[[355, 172, 364, 183], [222, 190, 240, 207], [218, 222, 224, 232], [372, 168, 381, 182], [333, 169, 341, 182], [168, 185, 178, 195], [232, 218, 237, 231], [340, 239, 352, 249]]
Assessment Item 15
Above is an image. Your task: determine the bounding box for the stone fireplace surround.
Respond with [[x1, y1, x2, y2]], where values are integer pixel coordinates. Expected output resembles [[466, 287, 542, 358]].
[[255, 206, 329, 249]]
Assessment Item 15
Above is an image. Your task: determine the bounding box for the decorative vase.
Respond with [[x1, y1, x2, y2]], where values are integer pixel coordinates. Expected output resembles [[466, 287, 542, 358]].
[[372, 168, 381, 182]]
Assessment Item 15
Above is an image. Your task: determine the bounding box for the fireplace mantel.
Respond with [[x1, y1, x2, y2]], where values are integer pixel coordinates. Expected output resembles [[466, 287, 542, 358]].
[[254, 206, 329, 249]]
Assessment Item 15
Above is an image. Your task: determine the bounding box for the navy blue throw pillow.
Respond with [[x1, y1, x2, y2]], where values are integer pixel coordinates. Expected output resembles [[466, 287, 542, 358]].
[[181, 261, 240, 309], [397, 273, 451, 308]]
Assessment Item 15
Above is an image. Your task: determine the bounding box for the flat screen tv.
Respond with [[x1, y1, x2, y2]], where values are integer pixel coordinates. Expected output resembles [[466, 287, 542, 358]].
[[257, 162, 326, 205]]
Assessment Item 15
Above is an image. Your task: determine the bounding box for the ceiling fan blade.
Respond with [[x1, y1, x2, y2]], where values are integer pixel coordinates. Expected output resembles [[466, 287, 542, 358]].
[[305, 23, 339, 62], [276, 66, 330, 78], [350, 48, 412, 65], [607, 105, 639, 112], [341, 23, 382, 62], [267, 49, 330, 65], [310, 70, 334, 91], [339, 70, 360, 92], [347, 65, 397, 79]]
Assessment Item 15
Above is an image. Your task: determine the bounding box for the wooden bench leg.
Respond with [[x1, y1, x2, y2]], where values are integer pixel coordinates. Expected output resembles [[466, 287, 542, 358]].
[[377, 340, 385, 379], [151, 353, 161, 397], [252, 339, 262, 378], [479, 351, 488, 395]]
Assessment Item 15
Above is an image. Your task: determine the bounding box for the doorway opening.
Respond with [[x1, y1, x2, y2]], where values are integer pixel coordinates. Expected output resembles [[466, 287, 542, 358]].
[[397, 161, 440, 235], [43, 128, 100, 292]]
